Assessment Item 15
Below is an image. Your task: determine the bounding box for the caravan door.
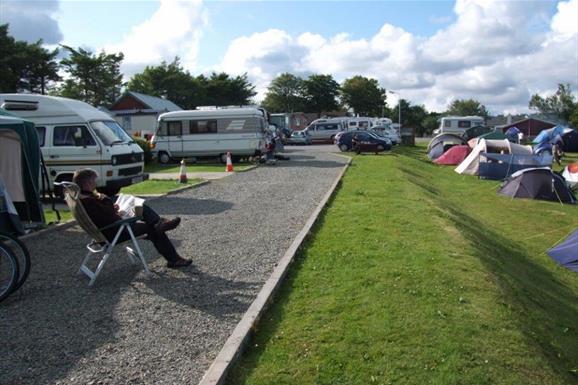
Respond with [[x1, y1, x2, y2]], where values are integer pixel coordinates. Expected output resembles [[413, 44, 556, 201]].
[[166, 121, 183, 157]]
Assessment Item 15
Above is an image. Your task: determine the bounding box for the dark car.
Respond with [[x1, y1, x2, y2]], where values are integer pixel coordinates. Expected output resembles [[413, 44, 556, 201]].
[[336, 131, 392, 152]]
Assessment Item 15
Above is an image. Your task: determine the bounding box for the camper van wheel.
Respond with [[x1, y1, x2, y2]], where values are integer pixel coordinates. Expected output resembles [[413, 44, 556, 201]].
[[158, 152, 171, 164], [339, 144, 349, 152]]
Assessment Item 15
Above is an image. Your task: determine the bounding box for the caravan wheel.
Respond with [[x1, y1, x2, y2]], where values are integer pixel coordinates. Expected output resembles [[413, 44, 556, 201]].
[[158, 152, 171, 164]]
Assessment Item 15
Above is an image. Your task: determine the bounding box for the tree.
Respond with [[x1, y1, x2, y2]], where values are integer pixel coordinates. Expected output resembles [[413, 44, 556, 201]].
[[127, 58, 202, 109], [0, 24, 60, 94], [340, 76, 385, 116], [262, 73, 305, 113], [422, 112, 442, 136], [302, 74, 340, 116], [446, 98, 488, 118], [202, 72, 256, 106], [529, 83, 576, 122], [57, 45, 124, 107], [569, 103, 578, 129]]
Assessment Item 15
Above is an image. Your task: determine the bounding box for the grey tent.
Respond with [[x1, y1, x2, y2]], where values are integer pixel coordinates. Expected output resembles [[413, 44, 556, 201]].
[[478, 152, 553, 180], [462, 125, 492, 141], [561, 129, 578, 153], [427, 133, 466, 160], [498, 167, 576, 204]]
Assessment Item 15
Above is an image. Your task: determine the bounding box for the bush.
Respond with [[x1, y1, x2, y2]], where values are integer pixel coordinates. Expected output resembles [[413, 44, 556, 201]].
[[132, 136, 153, 164]]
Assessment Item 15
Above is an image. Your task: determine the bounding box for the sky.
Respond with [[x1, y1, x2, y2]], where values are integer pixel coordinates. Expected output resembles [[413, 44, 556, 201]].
[[1, 0, 577, 115]]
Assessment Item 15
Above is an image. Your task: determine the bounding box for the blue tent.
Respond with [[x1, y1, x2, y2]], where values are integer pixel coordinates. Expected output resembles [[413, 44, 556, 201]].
[[533, 125, 565, 144], [547, 229, 578, 273]]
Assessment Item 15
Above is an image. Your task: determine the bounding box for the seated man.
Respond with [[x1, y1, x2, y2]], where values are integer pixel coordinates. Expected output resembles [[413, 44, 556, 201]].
[[72, 168, 192, 268]]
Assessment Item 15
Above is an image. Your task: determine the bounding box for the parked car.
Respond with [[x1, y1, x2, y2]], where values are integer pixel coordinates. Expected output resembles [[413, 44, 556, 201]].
[[304, 120, 344, 142], [286, 130, 312, 145], [337, 131, 392, 152], [372, 125, 400, 145]]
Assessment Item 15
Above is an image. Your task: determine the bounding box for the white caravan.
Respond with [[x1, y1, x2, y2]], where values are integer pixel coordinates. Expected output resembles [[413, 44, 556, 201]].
[[435, 116, 485, 135], [346, 117, 376, 131], [151, 107, 268, 163], [0, 94, 146, 195]]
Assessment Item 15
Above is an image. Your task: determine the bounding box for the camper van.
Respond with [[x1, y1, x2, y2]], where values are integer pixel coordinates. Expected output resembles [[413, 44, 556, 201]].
[[346, 117, 376, 131], [435, 116, 485, 135], [151, 107, 268, 163], [304, 118, 346, 142], [0, 94, 146, 195]]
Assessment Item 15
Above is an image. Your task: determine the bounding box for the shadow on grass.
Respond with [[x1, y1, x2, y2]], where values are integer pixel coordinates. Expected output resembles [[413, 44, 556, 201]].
[[401, 168, 578, 383]]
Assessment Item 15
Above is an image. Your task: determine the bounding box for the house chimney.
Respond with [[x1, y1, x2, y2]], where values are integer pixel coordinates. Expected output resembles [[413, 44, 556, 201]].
[[506, 114, 512, 124]]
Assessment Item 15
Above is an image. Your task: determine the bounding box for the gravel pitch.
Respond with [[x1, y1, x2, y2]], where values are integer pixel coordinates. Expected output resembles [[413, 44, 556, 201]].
[[0, 145, 348, 385]]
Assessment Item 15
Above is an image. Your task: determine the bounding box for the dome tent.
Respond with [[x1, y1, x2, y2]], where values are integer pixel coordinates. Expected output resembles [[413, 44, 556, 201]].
[[498, 168, 576, 204], [427, 133, 466, 160]]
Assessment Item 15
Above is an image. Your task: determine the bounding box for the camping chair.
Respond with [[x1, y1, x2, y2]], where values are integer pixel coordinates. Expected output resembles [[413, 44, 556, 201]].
[[55, 182, 150, 286]]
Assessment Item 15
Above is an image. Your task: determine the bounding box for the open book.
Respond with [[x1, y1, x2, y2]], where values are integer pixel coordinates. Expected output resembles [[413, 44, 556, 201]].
[[115, 193, 145, 219]]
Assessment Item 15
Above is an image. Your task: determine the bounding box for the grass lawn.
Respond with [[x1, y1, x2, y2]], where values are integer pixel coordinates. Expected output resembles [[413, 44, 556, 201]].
[[229, 146, 578, 385], [120, 178, 202, 195], [145, 162, 253, 173], [44, 209, 72, 223]]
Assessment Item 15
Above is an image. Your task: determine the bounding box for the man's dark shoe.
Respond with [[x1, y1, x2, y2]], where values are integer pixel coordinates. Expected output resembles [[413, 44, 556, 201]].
[[167, 257, 192, 269], [155, 217, 181, 234]]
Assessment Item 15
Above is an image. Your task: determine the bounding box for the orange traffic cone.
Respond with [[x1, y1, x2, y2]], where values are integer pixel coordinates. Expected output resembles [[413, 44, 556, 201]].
[[226, 152, 234, 172], [179, 158, 187, 183]]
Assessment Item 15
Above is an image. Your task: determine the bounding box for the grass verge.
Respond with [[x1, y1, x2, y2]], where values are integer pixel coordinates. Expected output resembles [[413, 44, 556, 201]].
[[44, 209, 72, 223], [120, 178, 202, 195], [229, 146, 578, 385], [145, 162, 253, 173]]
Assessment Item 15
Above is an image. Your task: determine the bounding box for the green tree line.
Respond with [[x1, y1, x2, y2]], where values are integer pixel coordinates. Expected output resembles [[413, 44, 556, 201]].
[[2, 23, 577, 132]]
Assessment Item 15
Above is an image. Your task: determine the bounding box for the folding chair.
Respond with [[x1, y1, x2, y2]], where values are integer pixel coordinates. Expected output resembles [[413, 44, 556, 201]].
[[55, 182, 150, 286]]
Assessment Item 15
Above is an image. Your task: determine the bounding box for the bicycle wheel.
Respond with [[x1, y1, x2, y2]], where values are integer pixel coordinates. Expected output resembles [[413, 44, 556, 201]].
[[0, 243, 19, 302], [0, 234, 31, 293]]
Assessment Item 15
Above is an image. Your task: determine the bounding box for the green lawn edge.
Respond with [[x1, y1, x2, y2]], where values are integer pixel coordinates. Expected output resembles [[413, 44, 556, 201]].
[[228, 146, 578, 385]]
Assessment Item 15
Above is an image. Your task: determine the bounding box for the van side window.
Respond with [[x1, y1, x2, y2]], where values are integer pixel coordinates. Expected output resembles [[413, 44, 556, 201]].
[[444, 120, 451, 127], [54, 126, 96, 147], [318, 124, 338, 131], [167, 121, 182, 136], [36, 126, 45, 147], [458, 121, 471, 128], [189, 120, 218, 134]]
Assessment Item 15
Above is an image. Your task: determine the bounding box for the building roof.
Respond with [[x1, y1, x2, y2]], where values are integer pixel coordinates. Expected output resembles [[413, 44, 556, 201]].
[[110, 91, 181, 114]]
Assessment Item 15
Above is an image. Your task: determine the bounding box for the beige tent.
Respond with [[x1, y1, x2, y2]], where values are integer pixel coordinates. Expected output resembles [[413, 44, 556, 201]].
[[455, 139, 532, 175]]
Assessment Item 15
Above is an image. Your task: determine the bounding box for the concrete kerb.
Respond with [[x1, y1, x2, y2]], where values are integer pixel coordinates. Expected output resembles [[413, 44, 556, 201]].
[[21, 180, 210, 241], [198, 154, 352, 385]]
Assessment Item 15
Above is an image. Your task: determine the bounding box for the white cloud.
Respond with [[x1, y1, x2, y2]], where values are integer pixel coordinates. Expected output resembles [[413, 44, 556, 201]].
[[104, 0, 207, 78], [0, 0, 63, 44], [217, 0, 578, 114]]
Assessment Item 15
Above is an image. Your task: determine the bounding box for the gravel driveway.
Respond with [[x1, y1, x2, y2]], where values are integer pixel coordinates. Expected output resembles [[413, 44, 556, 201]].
[[0, 145, 348, 385]]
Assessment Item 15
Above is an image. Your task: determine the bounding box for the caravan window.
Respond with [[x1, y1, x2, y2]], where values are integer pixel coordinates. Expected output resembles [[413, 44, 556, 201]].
[[36, 126, 45, 147], [458, 120, 472, 128], [167, 121, 182, 136], [189, 120, 218, 134], [318, 123, 339, 131], [444, 120, 451, 127], [54, 125, 96, 147]]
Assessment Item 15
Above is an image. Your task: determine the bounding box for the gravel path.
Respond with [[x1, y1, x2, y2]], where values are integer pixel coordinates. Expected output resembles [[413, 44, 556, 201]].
[[0, 145, 347, 385]]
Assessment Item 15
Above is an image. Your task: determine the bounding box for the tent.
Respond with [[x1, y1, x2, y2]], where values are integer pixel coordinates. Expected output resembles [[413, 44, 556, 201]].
[[455, 139, 533, 175], [560, 129, 578, 152], [477, 152, 552, 180], [505, 126, 521, 142], [462, 125, 492, 141], [533, 125, 565, 144], [478, 130, 507, 140], [498, 167, 576, 204], [433, 145, 471, 165], [0, 111, 44, 233], [427, 133, 466, 160], [562, 162, 578, 189], [547, 229, 578, 273]]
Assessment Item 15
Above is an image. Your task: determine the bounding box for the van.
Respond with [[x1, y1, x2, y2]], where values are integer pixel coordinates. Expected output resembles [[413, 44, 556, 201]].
[[0, 94, 147, 195], [151, 107, 268, 163], [304, 118, 345, 142], [434, 116, 485, 135], [346, 117, 376, 131]]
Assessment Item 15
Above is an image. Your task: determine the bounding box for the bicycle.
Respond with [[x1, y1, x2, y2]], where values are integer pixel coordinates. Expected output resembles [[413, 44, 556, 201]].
[[0, 240, 19, 302], [0, 233, 31, 295]]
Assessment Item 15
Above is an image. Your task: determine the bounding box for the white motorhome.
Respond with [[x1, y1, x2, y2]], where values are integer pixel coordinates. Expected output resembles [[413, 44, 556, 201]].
[[434, 116, 485, 135], [151, 107, 268, 163], [0, 94, 146, 195], [346, 117, 376, 131]]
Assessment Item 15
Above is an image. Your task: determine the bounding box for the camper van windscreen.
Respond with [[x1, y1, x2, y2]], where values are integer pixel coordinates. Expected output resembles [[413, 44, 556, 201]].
[[91, 121, 133, 145]]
